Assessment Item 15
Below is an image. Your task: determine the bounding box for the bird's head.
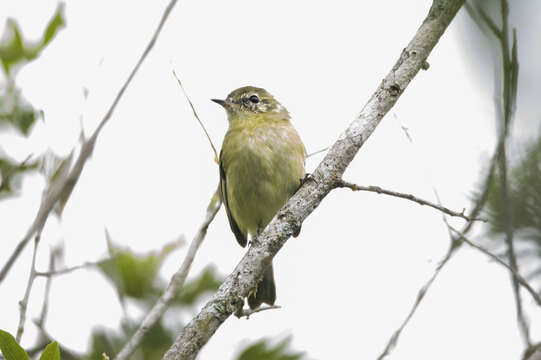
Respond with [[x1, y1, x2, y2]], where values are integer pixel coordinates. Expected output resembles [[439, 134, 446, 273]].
[[212, 86, 289, 123]]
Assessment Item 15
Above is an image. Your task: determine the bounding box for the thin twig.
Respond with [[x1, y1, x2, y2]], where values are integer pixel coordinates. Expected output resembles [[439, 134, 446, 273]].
[[16, 234, 41, 342], [114, 192, 222, 360], [36, 248, 57, 329], [234, 305, 281, 320], [0, 0, 182, 285], [306, 146, 329, 159], [336, 180, 484, 222], [377, 243, 456, 360], [35, 257, 112, 277], [448, 225, 541, 306], [172, 70, 219, 162]]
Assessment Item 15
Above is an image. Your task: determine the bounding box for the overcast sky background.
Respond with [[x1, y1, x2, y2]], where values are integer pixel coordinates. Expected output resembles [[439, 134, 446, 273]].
[[1, 0, 541, 359]]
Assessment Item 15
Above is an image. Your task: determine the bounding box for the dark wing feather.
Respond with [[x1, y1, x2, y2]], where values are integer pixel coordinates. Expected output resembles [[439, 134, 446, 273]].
[[219, 151, 247, 247]]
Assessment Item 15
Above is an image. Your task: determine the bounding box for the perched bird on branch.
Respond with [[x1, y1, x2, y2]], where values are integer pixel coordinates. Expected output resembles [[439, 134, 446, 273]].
[[213, 86, 306, 309]]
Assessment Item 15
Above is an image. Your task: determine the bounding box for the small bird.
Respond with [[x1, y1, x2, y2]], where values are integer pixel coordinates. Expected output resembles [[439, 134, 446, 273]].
[[213, 86, 306, 309]]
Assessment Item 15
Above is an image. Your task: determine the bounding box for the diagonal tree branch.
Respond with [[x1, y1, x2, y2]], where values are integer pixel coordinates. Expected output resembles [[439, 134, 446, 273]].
[[0, 0, 181, 285], [162, 1, 466, 359]]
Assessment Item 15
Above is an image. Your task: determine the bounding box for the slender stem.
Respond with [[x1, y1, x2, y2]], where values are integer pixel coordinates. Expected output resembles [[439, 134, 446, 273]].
[[16, 234, 40, 342], [336, 180, 484, 222], [35, 258, 111, 277]]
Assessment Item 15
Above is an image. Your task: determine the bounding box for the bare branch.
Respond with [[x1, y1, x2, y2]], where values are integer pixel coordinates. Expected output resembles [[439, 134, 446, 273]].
[[36, 248, 57, 329], [172, 70, 219, 162], [234, 305, 281, 320], [16, 234, 40, 342], [448, 226, 541, 306], [162, 1, 466, 359], [114, 192, 222, 360], [336, 180, 485, 222], [0, 0, 181, 285], [306, 146, 329, 159], [35, 257, 111, 277]]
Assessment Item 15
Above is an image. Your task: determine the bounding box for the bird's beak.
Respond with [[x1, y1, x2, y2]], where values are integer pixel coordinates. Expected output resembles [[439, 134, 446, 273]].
[[211, 99, 232, 108]]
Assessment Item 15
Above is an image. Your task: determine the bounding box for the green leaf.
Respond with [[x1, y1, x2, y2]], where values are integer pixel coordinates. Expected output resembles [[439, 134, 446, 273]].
[[39, 342, 60, 360], [10, 102, 36, 136], [0, 154, 39, 198], [0, 329, 29, 360], [99, 250, 160, 300], [40, 4, 65, 51], [237, 336, 304, 360], [0, 4, 65, 75], [0, 85, 37, 135], [98, 232, 180, 301]]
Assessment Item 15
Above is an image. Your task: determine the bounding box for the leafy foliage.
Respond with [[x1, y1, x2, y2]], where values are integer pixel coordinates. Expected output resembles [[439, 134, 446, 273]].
[[0, 4, 65, 135], [39, 342, 60, 360], [237, 336, 305, 360], [486, 134, 541, 269], [0, 330, 60, 360], [98, 234, 172, 302], [0, 4, 65, 76], [0, 154, 39, 198], [0, 4, 65, 198], [0, 330, 28, 360]]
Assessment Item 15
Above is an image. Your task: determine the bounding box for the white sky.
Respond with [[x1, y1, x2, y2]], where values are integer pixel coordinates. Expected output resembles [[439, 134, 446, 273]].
[[1, 0, 540, 359]]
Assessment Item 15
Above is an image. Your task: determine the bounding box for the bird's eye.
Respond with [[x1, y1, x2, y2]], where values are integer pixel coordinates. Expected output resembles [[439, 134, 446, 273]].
[[249, 94, 260, 104]]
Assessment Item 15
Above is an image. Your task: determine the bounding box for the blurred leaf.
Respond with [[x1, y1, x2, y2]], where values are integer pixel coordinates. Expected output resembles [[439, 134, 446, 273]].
[[0, 89, 37, 135], [99, 248, 161, 301], [0, 4, 65, 76], [236, 336, 305, 360], [0, 20, 27, 75], [486, 133, 541, 255], [89, 320, 173, 360], [39, 342, 60, 360], [173, 266, 222, 306], [40, 4, 65, 51], [0, 329, 28, 360], [10, 102, 35, 135], [0, 154, 39, 198], [99, 232, 181, 301], [88, 328, 124, 360]]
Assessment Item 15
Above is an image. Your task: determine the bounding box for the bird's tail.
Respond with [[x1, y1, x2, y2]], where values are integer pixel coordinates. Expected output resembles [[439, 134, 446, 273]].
[[247, 262, 276, 309]]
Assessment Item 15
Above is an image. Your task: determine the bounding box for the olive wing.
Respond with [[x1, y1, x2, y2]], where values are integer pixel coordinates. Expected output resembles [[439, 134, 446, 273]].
[[219, 151, 247, 247]]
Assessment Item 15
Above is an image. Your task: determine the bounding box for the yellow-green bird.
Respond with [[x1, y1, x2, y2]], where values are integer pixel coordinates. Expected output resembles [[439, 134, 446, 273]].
[[213, 86, 306, 309]]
